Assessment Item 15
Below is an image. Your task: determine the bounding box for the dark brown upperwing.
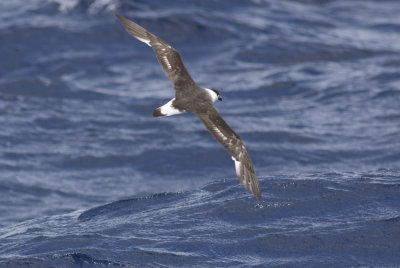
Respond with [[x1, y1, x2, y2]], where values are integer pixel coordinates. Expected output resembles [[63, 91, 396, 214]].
[[196, 107, 262, 201], [116, 14, 196, 91]]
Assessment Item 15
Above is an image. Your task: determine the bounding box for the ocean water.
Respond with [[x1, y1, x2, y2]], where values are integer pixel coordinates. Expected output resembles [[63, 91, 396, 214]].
[[1, 0, 400, 266]]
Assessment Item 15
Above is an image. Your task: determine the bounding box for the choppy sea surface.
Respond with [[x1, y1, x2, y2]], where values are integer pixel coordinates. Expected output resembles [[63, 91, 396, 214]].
[[1, 0, 400, 266]]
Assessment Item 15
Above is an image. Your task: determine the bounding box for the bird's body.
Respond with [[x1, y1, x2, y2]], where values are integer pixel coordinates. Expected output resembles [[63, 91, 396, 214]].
[[116, 14, 262, 201]]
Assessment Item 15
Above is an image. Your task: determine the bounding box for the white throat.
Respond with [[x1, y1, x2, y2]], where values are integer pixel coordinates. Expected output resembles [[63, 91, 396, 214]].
[[204, 88, 219, 103]]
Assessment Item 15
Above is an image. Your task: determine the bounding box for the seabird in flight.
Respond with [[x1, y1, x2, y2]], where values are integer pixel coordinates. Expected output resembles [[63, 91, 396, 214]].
[[116, 14, 262, 201]]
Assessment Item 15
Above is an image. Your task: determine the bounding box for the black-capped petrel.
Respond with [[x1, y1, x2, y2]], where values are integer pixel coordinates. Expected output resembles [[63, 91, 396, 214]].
[[116, 14, 262, 201]]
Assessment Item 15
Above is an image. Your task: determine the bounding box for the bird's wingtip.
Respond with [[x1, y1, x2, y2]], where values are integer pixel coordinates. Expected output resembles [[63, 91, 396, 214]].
[[115, 13, 124, 21], [252, 182, 262, 201]]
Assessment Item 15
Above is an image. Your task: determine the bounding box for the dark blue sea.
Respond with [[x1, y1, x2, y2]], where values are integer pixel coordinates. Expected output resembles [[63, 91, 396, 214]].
[[1, 0, 400, 267]]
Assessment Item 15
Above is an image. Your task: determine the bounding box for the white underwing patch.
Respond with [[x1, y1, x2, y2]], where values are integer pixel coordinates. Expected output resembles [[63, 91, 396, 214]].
[[137, 36, 151, 47], [233, 157, 241, 177], [163, 56, 172, 69], [214, 126, 227, 141]]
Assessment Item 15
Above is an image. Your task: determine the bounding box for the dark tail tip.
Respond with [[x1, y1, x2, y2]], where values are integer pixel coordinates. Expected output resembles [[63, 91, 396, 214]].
[[152, 108, 165, 117]]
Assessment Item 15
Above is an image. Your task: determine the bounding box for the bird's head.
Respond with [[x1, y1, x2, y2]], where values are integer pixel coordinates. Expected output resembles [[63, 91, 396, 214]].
[[205, 88, 223, 102]]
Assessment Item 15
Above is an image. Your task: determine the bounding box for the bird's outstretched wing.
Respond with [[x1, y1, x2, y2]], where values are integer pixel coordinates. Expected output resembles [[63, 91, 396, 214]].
[[115, 14, 196, 90], [196, 107, 262, 201]]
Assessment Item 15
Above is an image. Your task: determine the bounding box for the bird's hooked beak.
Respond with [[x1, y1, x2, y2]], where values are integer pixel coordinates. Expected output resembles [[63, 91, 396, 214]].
[[218, 95, 222, 101]]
